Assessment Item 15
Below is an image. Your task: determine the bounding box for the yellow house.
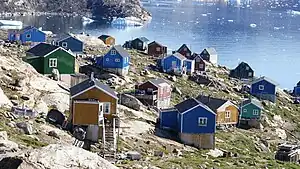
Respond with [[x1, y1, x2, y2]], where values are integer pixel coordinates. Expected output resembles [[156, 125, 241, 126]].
[[98, 35, 115, 46], [197, 95, 239, 126]]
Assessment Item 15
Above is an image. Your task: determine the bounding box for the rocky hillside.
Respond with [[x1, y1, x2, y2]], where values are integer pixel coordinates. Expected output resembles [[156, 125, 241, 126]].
[[0, 0, 151, 21]]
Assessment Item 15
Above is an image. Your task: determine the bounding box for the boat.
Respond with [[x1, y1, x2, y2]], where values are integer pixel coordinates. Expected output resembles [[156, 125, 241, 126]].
[[0, 20, 23, 26], [111, 17, 144, 27]]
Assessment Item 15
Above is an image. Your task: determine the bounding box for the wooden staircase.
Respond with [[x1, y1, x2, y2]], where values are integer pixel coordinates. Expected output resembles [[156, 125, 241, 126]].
[[101, 118, 117, 161]]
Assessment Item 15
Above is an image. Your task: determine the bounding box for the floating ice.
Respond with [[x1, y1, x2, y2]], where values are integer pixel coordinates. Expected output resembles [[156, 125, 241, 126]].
[[0, 20, 22, 26], [82, 16, 94, 25], [250, 23, 257, 28], [287, 10, 300, 15], [111, 17, 144, 27], [202, 14, 207, 16], [228, 20, 234, 22]]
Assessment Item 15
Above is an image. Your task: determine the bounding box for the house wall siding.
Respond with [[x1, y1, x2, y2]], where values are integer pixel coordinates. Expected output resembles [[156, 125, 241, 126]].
[[148, 43, 167, 57], [44, 49, 75, 74], [103, 48, 130, 69], [195, 57, 205, 72], [58, 37, 84, 53], [179, 133, 215, 149], [162, 55, 183, 73], [240, 104, 261, 119], [216, 105, 239, 125], [21, 28, 46, 44], [25, 56, 44, 74], [160, 110, 178, 131], [250, 80, 276, 102], [73, 102, 100, 125]]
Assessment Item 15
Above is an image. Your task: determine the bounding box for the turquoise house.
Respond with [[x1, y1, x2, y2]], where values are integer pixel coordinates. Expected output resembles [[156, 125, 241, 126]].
[[239, 98, 263, 129]]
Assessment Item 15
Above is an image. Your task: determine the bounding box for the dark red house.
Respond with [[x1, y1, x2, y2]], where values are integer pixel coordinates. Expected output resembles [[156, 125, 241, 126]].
[[135, 78, 171, 109], [191, 53, 206, 72], [148, 41, 167, 57], [177, 44, 192, 58]]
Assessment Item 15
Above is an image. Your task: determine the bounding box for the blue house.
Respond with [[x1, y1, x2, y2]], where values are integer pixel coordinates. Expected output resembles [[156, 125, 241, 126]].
[[96, 45, 130, 76], [159, 98, 216, 149], [8, 26, 46, 45], [293, 81, 300, 96], [52, 34, 84, 53], [161, 52, 186, 75], [183, 59, 195, 75], [250, 76, 278, 103]]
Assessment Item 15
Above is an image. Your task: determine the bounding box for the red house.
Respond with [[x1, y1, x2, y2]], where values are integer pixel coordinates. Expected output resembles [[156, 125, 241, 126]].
[[135, 78, 171, 109], [176, 44, 192, 58], [192, 53, 206, 72]]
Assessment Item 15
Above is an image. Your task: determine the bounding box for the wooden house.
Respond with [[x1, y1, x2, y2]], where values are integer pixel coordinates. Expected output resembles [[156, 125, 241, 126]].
[[196, 95, 239, 126], [135, 78, 171, 109], [161, 52, 194, 75], [200, 48, 218, 64], [191, 53, 206, 72], [239, 98, 263, 128], [25, 43, 78, 75], [131, 37, 149, 51], [250, 76, 278, 103], [98, 35, 115, 46], [51, 34, 84, 53], [68, 73, 118, 142], [147, 41, 167, 57], [96, 45, 130, 76], [8, 26, 46, 45], [293, 81, 300, 96], [177, 44, 192, 58], [159, 98, 216, 149], [275, 143, 300, 163], [230, 62, 254, 79]]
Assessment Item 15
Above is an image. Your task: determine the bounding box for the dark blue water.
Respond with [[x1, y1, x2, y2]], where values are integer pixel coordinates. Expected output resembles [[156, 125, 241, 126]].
[[2, 0, 300, 89]]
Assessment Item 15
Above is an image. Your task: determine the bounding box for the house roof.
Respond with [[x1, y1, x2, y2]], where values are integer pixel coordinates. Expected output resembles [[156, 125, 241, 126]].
[[99, 35, 113, 40], [13, 26, 43, 34], [26, 43, 59, 56], [171, 52, 186, 60], [70, 78, 118, 99], [251, 76, 279, 86], [241, 98, 263, 109], [175, 98, 200, 113], [177, 44, 191, 53], [204, 48, 217, 55], [196, 95, 227, 111], [297, 81, 300, 86], [148, 41, 165, 47], [111, 45, 129, 58], [236, 62, 253, 71], [135, 37, 149, 42], [148, 78, 170, 87], [54, 33, 82, 43]]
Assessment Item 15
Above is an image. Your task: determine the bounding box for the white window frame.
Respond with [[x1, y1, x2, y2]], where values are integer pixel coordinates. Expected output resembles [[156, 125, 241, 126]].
[[225, 111, 231, 118], [111, 50, 116, 55], [156, 47, 161, 52], [253, 109, 259, 115], [103, 102, 111, 114], [26, 34, 31, 39], [115, 58, 120, 62], [259, 85, 264, 91], [106, 58, 109, 62], [198, 117, 207, 126], [62, 42, 68, 48], [248, 72, 252, 77], [49, 58, 57, 68], [243, 109, 247, 113]]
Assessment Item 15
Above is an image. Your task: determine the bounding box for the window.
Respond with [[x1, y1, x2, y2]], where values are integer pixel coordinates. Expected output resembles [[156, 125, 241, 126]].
[[225, 111, 231, 118], [49, 58, 57, 68], [243, 109, 247, 113], [259, 85, 264, 90], [103, 102, 110, 114], [115, 58, 120, 62], [183, 48, 187, 51], [253, 109, 259, 115], [246, 66, 249, 70], [62, 42, 68, 48], [199, 64, 204, 69], [111, 50, 116, 55], [248, 72, 252, 77], [147, 88, 153, 93], [198, 117, 207, 126], [156, 47, 161, 52], [186, 53, 190, 57], [138, 42, 143, 46], [106, 58, 109, 62], [26, 34, 31, 39]]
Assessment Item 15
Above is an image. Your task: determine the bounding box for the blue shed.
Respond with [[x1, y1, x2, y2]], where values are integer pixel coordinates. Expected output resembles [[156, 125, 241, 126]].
[[52, 34, 84, 53], [250, 76, 278, 103], [183, 59, 195, 74], [161, 52, 186, 74], [8, 26, 46, 45], [102, 45, 130, 76], [159, 108, 178, 131], [294, 81, 300, 96]]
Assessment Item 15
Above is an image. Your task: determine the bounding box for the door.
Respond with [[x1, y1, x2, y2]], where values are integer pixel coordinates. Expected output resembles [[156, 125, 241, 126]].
[[98, 103, 104, 125]]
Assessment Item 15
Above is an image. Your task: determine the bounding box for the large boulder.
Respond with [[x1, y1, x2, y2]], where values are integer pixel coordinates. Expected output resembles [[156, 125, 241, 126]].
[[0, 87, 12, 107], [16, 122, 33, 135], [0, 144, 118, 169], [119, 94, 144, 111]]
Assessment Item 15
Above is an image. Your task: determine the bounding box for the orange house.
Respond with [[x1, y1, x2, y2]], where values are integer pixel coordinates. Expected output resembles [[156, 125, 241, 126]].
[[69, 75, 118, 127], [197, 95, 239, 126]]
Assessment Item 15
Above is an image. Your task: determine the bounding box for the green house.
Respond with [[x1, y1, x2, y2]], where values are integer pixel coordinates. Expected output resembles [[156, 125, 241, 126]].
[[240, 98, 263, 120], [25, 43, 78, 75]]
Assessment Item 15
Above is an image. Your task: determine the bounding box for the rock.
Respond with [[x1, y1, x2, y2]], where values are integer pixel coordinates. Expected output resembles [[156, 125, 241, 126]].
[[154, 151, 164, 157], [21, 95, 30, 101], [0, 131, 8, 140], [207, 149, 224, 158], [0, 144, 118, 169], [127, 151, 142, 160], [7, 121, 16, 128], [16, 122, 33, 135], [119, 94, 144, 111], [0, 139, 19, 153], [34, 100, 49, 114], [48, 130, 60, 139], [172, 148, 182, 156], [173, 87, 182, 95], [148, 166, 161, 169], [10, 95, 18, 100], [170, 75, 177, 82], [275, 128, 287, 140], [42, 92, 69, 113], [0, 87, 12, 106]]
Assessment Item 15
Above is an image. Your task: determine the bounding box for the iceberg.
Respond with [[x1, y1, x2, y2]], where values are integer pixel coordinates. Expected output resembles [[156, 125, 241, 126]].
[[287, 10, 300, 15], [250, 23, 257, 28], [82, 16, 95, 26], [111, 17, 144, 27], [0, 20, 23, 26]]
